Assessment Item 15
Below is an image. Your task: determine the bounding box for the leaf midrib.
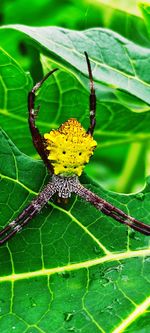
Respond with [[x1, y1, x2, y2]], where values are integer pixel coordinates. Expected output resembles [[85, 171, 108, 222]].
[[0, 248, 149, 282]]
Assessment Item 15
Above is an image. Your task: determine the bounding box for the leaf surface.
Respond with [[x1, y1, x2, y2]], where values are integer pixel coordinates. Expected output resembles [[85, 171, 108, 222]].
[[0, 26, 150, 191], [1, 24, 150, 104], [0, 24, 150, 332], [0, 128, 150, 333]]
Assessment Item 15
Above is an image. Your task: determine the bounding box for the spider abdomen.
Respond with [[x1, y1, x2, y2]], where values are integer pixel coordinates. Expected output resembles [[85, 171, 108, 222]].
[[44, 118, 97, 176]]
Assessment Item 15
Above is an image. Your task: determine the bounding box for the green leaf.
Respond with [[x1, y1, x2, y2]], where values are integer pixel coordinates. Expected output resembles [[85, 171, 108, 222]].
[[0, 46, 32, 154], [0, 26, 150, 192], [0, 10, 150, 333], [0, 127, 150, 332], [139, 1, 150, 34], [95, 1, 150, 47], [1, 24, 150, 104]]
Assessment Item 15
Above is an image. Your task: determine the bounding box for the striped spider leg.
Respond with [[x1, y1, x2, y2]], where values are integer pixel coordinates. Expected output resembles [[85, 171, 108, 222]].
[[74, 184, 150, 235], [0, 182, 56, 244]]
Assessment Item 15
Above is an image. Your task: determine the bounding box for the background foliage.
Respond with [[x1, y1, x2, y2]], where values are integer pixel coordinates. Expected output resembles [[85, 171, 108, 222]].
[[0, 1, 150, 333]]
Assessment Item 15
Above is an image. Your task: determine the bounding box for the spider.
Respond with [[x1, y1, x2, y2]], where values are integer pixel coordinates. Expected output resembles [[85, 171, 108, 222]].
[[0, 52, 150, 245]]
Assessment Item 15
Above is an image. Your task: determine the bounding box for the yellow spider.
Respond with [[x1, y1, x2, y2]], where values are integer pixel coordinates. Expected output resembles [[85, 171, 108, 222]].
[[0, 52, 149, 244]]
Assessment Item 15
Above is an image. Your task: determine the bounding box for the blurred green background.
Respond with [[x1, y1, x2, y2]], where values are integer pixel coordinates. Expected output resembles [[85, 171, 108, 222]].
[[0, 0, 150, 194]]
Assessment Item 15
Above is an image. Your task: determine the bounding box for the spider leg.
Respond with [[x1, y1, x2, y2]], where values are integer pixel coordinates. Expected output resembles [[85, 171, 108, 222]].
[[0, 204, 35, 238], [84, 52, 96, 136], [28, 68, 58, 172], [0, 206, 37, 244], [101, 206, 150, 235], [74, 184, 150, 236], [0, 181, 56, 245]]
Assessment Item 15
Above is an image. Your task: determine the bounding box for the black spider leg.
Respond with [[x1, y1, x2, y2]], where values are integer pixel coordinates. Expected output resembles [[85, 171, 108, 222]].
[[28, 68, 58, 173], [84, 52, 96, 136], [74, 184, 150, 235], [0, 182, 57, 245]]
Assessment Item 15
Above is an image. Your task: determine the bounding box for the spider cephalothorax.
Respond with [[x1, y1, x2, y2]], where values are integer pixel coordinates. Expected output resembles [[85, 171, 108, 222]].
[[0, 52, 150, 245]]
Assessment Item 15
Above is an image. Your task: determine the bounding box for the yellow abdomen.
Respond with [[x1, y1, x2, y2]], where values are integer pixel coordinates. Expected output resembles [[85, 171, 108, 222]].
[[44, 118, 97, 176]]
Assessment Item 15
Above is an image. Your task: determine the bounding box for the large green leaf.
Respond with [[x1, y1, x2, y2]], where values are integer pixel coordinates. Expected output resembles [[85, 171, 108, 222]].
[[0, 127, 150, 333], [1, 0, 150, 48], [0, 26, 150, 192], [1, 25, 150, 104], [0, 10, 150, 333]]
